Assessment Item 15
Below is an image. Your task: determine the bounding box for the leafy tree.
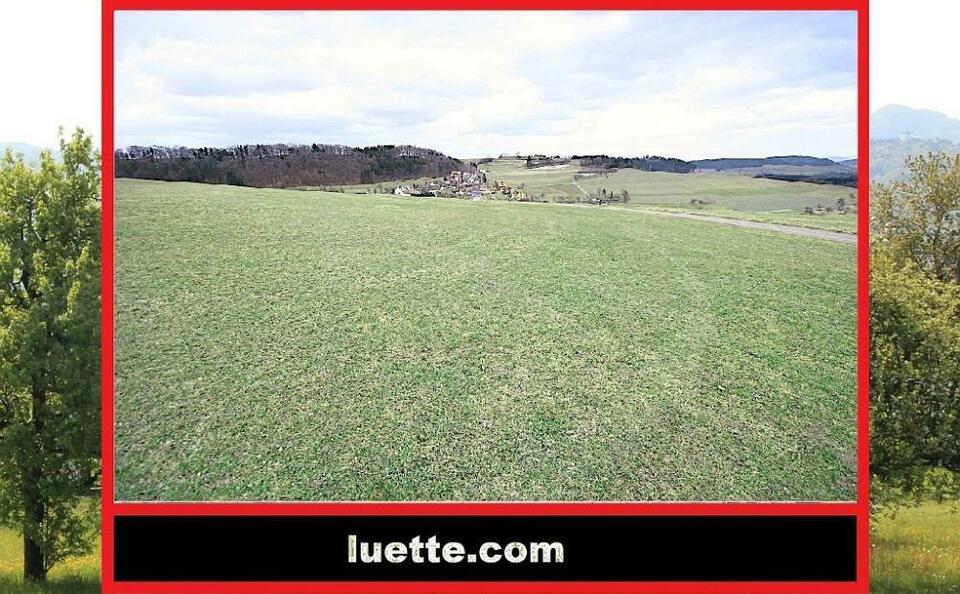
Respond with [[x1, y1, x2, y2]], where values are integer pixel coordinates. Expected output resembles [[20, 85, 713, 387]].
[[870, 250, 960, 482], [871, 152, 960, 284], [0, 129, 101, 581], [870, 151, 960, 507]]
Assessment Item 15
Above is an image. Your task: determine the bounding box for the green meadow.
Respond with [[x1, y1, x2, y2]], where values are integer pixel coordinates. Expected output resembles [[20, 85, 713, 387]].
[[482, 159, 857, 233], [871, 503, 960, 593], [644, 205, 856, 233], [0, 526, 99, 594], [114, 178, 856, 501]]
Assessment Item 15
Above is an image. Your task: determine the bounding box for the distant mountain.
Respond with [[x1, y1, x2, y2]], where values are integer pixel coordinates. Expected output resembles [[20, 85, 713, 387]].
[[115, 143, 473, 188], [1, 142, 54, 165], [871, 105, 960, 142]]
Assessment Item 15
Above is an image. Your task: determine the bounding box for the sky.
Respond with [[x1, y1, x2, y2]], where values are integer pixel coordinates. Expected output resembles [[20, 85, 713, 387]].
[[0, 0, 100, 147], [4, 3, 957, 156], [871, 0, 960, 119], [116, 11, 856, 159]]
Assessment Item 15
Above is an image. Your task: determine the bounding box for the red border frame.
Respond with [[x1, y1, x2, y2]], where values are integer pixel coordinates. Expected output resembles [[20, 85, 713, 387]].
[[100, 1, 870, 591]]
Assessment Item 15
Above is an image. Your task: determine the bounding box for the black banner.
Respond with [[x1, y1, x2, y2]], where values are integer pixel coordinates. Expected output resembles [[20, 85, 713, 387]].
[[114, 514, 856, 582]]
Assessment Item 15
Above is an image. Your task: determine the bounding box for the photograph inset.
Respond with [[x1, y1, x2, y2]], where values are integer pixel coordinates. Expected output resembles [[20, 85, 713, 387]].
[[113, 11, 857, 501]]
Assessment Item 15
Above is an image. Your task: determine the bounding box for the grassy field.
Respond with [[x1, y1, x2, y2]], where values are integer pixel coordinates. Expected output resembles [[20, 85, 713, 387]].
[[482, 159, 857, 233], [482, 159, 587, 199], [871, 502, 960, 593], [643, 205, 856, 233], [115, 178, 856, 501], [0, 526, 99, 594]]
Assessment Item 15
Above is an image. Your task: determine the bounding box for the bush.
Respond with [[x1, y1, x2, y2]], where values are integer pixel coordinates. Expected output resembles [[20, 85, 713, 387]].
[[870, 250, 960, 482], [919, 467, 960, 503]]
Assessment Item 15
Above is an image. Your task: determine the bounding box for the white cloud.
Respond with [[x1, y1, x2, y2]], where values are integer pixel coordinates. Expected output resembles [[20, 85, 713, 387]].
[[116, 10, 856, 159]]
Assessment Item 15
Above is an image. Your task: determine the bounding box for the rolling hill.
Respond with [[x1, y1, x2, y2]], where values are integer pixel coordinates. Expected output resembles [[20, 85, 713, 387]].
[[482, 158, 857, 233], [691, 156, 840, 170], [872, 104, 960, 142], [115, 143, 473, 188], [114, 178, 856, 501], [868, 106, 960, 182], [1, 142, 55, 165]]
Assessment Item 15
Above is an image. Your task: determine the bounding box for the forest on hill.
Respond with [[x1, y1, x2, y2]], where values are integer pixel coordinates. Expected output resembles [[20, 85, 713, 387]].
[[690, 156, 857, 187], [569, 154, 855, 185], [115, 143, 860, 189], [114, 143, 473, 188], [690, 155, 839, 169], [572, 154, 696, 173]]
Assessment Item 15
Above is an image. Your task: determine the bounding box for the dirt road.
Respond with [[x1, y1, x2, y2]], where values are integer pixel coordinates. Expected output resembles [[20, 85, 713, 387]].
[[548, 202, 857, 244]]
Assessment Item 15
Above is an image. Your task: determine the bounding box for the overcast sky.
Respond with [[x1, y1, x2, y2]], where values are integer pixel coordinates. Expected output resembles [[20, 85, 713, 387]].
[[116, 11, 856, 159], [0, 0, 100, 147], [3, 2, 956, 156], [870, 0, 960, 119]]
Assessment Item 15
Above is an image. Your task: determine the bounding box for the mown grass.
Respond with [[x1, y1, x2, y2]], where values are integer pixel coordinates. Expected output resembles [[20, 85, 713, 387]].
[[640, 204, 856, 233], [0, 526, 99, 594], [115, 178, 856, 501], [483, 159, 857, 232], [482, 159, 585, 199], [871, 502, 960, 593]]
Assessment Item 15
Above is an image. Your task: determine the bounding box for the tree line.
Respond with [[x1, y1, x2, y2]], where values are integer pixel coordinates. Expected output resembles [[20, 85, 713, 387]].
[[572, 154, 696, 174], [115, 143, 472, 188]]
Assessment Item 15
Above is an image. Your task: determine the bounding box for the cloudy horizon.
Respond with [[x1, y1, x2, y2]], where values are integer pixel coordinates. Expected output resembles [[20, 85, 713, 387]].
[[116, 11, 857, 160], [871, 0, 960, 121], [0, 0, 100, 147]]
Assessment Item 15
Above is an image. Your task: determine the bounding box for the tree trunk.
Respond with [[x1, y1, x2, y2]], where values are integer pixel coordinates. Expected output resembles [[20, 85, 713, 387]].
[[23, 386, 47, 581], [23, 527, 46, 581], [22, 467, 46, 581]]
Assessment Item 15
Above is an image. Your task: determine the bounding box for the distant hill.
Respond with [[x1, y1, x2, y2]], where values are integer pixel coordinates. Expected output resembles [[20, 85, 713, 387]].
[[871, 105, 960, 142], [870, 137, 960, 183], [572, 154, 695, 173], [868, 105, 960, 182], [116, 144, 861, 189], [690, 155, 839, 170], [567, 153, 854, 184], [115, 143, 473, 188], [1, 142, 56, 166], [690, 156, 856, 187], [750, 166, 857, 187]]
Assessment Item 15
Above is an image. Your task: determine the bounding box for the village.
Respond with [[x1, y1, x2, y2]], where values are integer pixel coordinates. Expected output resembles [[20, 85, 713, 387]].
[[394, 170, 528, 201]]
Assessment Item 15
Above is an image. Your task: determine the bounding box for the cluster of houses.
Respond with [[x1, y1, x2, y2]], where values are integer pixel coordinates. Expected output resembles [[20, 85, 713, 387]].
[[394, 171, 527, 201]]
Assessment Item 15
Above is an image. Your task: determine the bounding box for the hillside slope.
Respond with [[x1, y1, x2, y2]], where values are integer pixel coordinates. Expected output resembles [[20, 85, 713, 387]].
[[114, 178, 856, 502], [115, 143, 472, 188]]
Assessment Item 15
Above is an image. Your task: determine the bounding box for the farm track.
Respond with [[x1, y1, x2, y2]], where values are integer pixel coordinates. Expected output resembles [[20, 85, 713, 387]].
[[572, 179, 590, 197], [543, 202, 856, 244]]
